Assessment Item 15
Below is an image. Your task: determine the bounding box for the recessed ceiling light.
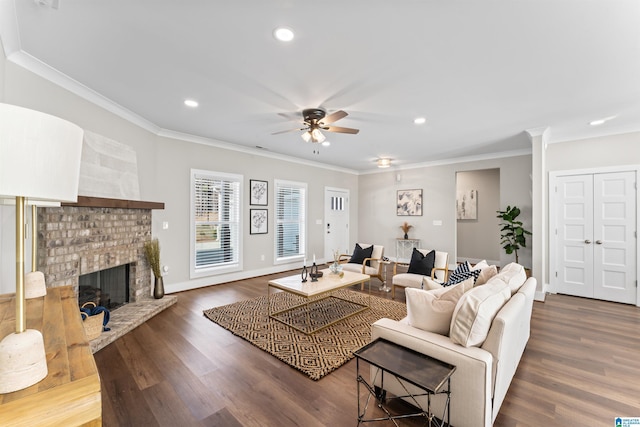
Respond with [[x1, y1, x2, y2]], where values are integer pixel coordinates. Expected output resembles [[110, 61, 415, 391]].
[[414, 117, 426, 125], [184, 99, 199, 108], [589, 115, 616, 126], [321, 141, 331, 147], [273, 27, 294, 42]]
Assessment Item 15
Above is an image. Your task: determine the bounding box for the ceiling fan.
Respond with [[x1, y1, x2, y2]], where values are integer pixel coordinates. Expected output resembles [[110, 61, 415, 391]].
[[273, 108, 360, 143]]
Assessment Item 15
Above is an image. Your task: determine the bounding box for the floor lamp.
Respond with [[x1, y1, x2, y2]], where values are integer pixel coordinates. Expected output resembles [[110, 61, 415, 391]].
[[0, 103, 83, 394]]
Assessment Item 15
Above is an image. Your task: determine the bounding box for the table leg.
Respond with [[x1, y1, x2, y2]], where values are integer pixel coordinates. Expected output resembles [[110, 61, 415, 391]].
[[379, 262, 391, 292]]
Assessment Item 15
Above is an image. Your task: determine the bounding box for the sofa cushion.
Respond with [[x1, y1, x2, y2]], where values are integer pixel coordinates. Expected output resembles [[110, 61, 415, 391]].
[[349, 243, 373, 266], [407, 248, 435, 276], [449, 281, 511, 347], [471, 259, 489, 270], [423, 275, 475, 292], [486, 262, 527, 294], [406, 283, 465, 335], [392, 273, 425, 289], [475, 264, 498, 286]]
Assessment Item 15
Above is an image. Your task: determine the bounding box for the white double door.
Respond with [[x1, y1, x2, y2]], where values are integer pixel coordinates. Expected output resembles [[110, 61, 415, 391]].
[[551, 170, 637, 304]]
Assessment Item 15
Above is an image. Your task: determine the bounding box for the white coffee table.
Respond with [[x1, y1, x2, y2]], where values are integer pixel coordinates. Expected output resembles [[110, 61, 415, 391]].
[[267, 268, 370, 334]]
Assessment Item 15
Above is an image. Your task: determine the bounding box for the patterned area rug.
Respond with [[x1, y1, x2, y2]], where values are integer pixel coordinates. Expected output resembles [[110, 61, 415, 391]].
[[203, 289, 407, 380]]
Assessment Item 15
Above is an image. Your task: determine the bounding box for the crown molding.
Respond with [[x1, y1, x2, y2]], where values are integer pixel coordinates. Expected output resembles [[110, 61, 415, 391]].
[[157, 128, 359, 175], [359, 147, 533, 175]]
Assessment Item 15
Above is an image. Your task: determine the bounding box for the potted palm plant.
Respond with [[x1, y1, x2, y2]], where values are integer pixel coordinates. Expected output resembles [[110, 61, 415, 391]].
[[143, 239, 164, 299], [496, 205, 532, 265]]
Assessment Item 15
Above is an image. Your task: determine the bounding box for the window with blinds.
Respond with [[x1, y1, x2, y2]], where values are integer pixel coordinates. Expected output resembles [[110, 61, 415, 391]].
[[274, 180, 306, 262], [191, 170, 242, 276]]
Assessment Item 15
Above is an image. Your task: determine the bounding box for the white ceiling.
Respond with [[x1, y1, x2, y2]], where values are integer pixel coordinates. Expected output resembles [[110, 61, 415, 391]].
[[2, 0, 640, 172]]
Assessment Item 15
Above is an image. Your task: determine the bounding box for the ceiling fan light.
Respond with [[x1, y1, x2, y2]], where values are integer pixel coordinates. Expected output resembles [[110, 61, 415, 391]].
[[301, 131, 311, 142], [377, 158, 392, 168], [310, 128, 325, 143]]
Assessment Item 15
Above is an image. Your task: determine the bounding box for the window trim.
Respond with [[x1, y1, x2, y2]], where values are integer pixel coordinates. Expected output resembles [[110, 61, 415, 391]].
[[274, 179, 307, 265], [190, 169, 243, 278]]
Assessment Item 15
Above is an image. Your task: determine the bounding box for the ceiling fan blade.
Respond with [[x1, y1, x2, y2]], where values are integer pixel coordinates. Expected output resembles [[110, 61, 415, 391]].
[[321, 110, 348, 124], [325, 125, 359, 134], [278, 112, 304, 123], [271, 128, 305, 135]]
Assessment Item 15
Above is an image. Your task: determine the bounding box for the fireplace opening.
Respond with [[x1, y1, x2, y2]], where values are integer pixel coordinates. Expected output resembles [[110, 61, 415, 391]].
[[79, 264, 130, 311]]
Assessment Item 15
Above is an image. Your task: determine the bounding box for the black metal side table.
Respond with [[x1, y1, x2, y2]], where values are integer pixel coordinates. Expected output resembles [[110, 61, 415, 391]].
[[354, 338, 456, 426]]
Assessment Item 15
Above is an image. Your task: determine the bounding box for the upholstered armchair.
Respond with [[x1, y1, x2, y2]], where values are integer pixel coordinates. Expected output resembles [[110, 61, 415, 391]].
[[339, 243, 385, 290], [391, 248, 449, 299]]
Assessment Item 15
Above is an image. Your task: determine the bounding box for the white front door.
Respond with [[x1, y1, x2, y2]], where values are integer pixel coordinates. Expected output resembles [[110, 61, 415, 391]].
[[555, 174, 594, 298], [592, 172, 637, 303], [553, 170, 637, 304], [324, 187, 350, 261]]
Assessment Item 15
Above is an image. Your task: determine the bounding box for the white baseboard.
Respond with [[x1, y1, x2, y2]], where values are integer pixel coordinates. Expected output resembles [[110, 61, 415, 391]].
[[164, 260, 317, 294], [534, 281, 550, 302]]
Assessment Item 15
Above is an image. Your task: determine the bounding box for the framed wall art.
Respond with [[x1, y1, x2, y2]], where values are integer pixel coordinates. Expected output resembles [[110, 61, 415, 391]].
[[250, 179, 268, 206], [456, 189, 478, 220], [250, 209, 268, 234], [397, 189, 422, 216]]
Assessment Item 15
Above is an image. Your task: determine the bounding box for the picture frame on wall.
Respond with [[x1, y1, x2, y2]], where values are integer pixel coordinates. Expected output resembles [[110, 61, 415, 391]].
[[456, 189, 478, 220], [250, 179, 268, 206], [250, 209, 268, 234], [397, 189, 423, 216]]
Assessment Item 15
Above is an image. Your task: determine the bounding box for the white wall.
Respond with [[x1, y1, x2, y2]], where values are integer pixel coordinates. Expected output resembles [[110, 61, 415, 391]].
[[456, 168, 500, 264], [546, 132, 640, 171], [357, 155, 532, 269], [0, 53, 359, 294]]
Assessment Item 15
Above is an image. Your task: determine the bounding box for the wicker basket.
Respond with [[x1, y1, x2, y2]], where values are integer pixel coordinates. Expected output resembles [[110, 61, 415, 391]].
[[80, 302, 104, 341]]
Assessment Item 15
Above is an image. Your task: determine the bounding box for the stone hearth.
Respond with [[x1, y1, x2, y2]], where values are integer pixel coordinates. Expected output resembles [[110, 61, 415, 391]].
[[90, 294, 176, 353]]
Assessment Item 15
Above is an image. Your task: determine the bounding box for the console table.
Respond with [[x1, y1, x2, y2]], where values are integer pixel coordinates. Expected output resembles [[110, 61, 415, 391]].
[[355, 338, 455, 426], [396, 238, 420, 263], [0, 286, 102, 426]]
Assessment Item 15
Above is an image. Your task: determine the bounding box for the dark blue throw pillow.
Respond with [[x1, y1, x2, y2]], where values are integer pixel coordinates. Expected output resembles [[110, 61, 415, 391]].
[[349, 243, 373, 265], [407, 248, 435, 276]]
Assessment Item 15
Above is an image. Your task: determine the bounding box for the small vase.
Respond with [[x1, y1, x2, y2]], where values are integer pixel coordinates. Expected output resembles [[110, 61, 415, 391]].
[[329, 261, 343, 274], [153, 276, 165, 299], [404, 233, 408, 239]]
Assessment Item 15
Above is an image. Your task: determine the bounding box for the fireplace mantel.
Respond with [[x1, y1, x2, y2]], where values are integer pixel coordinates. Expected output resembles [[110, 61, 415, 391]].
[[62, 196, 164, 210]]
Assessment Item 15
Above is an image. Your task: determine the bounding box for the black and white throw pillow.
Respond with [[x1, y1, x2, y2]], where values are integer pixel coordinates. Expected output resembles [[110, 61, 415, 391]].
[[442, 261, 480, 287]]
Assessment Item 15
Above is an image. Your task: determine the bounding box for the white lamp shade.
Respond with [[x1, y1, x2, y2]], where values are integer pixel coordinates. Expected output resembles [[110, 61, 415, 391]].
[[0, 103, 84, 202]]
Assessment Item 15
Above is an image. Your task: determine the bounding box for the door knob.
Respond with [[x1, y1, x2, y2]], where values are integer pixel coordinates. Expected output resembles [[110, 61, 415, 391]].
[[595, 240, 603, 244], [584, 239, 592, 244]]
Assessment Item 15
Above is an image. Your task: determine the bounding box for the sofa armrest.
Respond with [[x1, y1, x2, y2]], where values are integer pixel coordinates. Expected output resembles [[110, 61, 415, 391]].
[[338, 254, 351, 263], [363, 257, 382, 272], [371, 318, 493, 427], [481, 277, 536, 422], [393, 262, 409, 275]]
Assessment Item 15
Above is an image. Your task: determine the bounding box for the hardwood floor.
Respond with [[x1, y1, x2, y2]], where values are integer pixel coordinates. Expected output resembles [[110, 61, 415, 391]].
[[94, 272, 640, 426]]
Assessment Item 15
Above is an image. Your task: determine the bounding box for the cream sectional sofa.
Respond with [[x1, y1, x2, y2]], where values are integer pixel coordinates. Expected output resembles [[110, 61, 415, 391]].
[[370, 263, 536, 427]]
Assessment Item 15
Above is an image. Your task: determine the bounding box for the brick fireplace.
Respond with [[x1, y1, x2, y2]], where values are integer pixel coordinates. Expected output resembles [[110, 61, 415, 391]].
[[37, 196, 175, 352], [38, 197, 163, 300]]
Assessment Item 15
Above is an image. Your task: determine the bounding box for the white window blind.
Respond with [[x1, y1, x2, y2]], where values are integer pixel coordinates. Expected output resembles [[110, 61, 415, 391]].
[[275, 180, 306, 261], [192, 170, 241, 274]]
